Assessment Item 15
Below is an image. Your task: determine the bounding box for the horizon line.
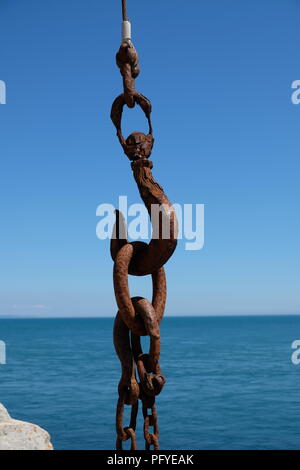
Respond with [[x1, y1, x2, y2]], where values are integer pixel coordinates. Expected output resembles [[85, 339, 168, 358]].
[[0, 313, 300, 320]]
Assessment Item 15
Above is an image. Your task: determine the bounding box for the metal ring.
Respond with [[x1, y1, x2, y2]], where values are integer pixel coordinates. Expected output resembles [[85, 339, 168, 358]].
[[113, 312, 139, 405], [113, 243, 166, 335], [111, 91, 153, 142]]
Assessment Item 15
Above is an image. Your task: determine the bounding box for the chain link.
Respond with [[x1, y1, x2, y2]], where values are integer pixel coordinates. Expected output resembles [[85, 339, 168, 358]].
[[116, 391, 138, 450], [142, 399, 160, 451], [110, 0, 178, 450]]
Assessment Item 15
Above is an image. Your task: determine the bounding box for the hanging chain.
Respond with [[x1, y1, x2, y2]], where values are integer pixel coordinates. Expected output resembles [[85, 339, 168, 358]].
[[110, 0, 178, 450]]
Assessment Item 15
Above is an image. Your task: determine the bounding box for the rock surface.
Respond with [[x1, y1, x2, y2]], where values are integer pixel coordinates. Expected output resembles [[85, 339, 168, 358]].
[[0, 403, 53, 450]]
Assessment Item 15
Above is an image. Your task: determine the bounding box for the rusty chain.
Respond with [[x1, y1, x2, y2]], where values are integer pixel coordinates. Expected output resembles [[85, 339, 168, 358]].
[[110, 0, 178, 450]]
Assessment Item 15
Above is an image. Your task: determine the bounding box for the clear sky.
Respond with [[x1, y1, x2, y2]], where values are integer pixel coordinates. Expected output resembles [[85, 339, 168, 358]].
[[0, 0, 299, 317]]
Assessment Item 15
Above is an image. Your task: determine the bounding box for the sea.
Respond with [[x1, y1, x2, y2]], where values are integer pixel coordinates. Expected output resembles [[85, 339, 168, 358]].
[[0, 315, 300, 450]]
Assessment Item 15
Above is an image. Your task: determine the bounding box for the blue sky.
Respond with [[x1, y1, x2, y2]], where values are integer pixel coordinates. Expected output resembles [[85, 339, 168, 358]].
[[0, 0, 299, 317]]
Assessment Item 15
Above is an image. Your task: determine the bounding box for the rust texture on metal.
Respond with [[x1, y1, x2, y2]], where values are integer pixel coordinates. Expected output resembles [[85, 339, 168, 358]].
[[110, 0, 178, 450]]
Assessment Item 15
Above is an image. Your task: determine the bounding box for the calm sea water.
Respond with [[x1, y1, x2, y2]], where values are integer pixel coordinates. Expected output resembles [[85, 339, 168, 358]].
[[0, 316, 300, 450]]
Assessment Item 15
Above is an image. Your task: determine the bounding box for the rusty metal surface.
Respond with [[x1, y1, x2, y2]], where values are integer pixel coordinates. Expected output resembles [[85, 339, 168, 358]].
[[109, 1, 178, 450]]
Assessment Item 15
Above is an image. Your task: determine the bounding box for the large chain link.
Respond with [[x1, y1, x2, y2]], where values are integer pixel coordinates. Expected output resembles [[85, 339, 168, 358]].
[[110, 1, 178, 450]]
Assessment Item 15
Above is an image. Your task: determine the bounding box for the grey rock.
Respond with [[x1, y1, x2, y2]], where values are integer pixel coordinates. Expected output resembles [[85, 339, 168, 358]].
[[0, 403, 53, 450], [0, 403, 11, 423]]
